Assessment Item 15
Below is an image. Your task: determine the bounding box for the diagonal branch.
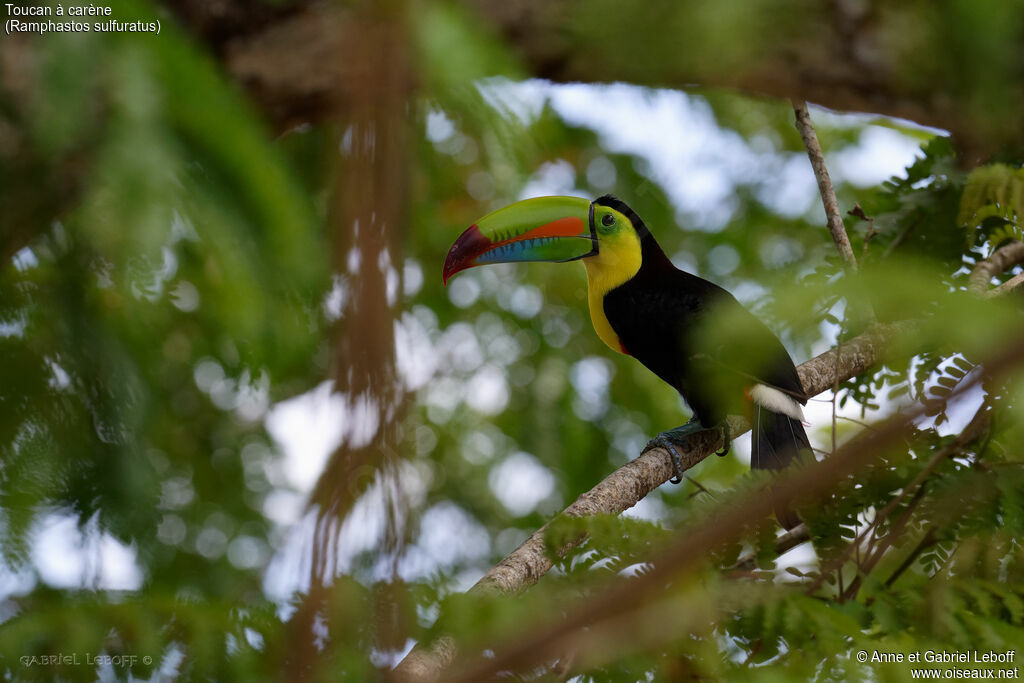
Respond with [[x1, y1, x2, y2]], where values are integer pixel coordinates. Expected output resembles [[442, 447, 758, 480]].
[[968, 240, 1024, 295], [793, 101, 858, 272], [987, 272, 1024, 298], [793, 101, 876, 329]]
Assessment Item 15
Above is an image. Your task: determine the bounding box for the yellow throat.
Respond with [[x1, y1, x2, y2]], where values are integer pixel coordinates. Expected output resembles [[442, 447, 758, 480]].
[[581, 228, 643, 353]]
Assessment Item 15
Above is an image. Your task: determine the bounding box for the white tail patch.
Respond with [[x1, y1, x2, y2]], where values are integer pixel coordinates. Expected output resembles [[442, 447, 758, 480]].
[[749, 384, 804, 421]]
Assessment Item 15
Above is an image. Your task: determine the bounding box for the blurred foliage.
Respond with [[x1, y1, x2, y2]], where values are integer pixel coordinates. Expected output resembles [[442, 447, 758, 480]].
[[959, 163, 1024, 246], [0, 0, 1023, 681]]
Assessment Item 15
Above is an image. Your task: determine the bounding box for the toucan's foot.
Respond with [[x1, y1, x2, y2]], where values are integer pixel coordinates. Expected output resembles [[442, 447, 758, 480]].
[[646, 433, 687, 484], [643, 419, 706, 484]]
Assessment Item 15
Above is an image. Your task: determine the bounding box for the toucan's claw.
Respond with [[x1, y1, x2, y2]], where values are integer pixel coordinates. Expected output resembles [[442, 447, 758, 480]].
[[646, 434, 688, 484], [644, 418, 706, 485]]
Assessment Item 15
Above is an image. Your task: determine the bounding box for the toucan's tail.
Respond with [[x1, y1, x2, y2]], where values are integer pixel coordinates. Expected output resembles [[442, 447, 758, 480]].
[[752, 405, 811, 529]]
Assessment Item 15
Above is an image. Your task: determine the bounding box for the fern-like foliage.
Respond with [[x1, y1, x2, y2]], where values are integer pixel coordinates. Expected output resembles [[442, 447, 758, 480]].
[[958, 163, 1024, 246]]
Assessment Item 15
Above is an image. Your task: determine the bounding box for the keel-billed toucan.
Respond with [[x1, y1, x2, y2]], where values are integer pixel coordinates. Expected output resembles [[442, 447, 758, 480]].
[[442, 195, 810, 527]]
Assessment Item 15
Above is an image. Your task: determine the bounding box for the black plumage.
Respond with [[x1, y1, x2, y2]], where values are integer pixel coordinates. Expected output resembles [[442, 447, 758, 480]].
[[596, 196, 810, 493]]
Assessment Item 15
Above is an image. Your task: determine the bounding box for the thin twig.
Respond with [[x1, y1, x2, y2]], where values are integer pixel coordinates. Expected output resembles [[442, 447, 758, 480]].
[[884, 527, 938, 588], [831, 370, 839, 457], [683, 475, 713, 499], [830, 345, 844, 590], [849, 204, 877, 259], [836, 415, 883, 432], [793, 100, 858, 272], [842, 483, 928, 601]]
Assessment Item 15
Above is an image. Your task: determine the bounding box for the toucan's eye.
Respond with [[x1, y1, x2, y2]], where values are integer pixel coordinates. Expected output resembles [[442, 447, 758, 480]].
[[601, 213, 615, 227]]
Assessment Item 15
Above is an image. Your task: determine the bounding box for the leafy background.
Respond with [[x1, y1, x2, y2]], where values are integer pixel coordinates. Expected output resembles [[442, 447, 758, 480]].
[[1, 0, 1023, 680]]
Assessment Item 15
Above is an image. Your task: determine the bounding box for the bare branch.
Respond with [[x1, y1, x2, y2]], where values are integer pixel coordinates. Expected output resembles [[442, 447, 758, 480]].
[[968, 240, 1024, 295], [884, 527, 938, 588], [792, 101, 858, 272], [988, 272, 1024, 298]]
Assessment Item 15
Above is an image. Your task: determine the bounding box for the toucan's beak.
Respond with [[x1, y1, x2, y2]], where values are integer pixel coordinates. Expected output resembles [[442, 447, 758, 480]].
[[443, 196, 595, 284]]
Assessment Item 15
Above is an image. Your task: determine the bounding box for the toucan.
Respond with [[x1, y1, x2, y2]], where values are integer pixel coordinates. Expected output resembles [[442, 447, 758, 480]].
[[442, 195, 810, 527]]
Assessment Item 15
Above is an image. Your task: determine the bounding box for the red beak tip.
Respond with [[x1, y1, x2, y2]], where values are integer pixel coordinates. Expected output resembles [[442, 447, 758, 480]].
[[442, 223, 486, 287], [442, 259, 458, 286]]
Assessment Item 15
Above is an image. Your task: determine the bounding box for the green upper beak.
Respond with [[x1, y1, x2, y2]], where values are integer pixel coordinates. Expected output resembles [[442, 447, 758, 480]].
[[442, 196, 596, 284]]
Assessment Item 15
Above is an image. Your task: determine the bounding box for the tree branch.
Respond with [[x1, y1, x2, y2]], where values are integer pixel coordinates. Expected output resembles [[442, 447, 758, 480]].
[[987, 272, 1024, 298], [793, 101, 858, 273], [968, 240, 1024, 295]]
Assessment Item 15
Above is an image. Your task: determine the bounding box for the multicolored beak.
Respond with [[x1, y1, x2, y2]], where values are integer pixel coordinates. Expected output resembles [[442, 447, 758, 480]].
[[442, 196, 596, 284]]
